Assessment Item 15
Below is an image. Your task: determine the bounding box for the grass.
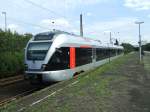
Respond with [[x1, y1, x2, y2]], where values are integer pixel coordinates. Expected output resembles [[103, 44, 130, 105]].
[[25, 54, 132, 112], [143, 53, 150, 73], [0, 54, 134, 112]]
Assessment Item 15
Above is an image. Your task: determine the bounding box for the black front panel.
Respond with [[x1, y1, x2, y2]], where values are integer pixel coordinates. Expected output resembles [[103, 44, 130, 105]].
[[76, 48, 92, 66], [45, 47, 69, 71]]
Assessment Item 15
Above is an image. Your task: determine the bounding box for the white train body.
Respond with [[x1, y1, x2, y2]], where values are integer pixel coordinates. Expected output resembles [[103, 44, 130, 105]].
[[24, 30, 123, 82]]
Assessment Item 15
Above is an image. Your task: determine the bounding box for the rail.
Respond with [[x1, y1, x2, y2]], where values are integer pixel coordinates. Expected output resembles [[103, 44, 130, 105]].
[[0, 75, 24, 86], [0, 88, 37, 106]]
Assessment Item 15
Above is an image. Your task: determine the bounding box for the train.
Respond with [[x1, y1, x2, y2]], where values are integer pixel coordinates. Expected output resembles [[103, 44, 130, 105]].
[[24, 30, 124, 83]]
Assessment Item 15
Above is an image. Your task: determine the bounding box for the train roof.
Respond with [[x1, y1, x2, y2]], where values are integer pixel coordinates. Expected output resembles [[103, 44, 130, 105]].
[[30, 30, 123, 50]]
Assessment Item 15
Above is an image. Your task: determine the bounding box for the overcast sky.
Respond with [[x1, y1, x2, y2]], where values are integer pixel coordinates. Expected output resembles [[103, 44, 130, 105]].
[[0, 0, 150, 45]]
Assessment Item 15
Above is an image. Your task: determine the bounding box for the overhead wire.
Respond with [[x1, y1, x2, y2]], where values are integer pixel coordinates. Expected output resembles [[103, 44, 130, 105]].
[[4, 0, 103, 37], [23, 0, 77, 30], [23, 0, 67, 19], [3, 0, 70, 31], [7, 17, 50, 30]]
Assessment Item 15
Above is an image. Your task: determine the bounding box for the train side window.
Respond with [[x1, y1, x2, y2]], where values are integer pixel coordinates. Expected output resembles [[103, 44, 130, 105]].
[[110, 49, 114, 57], [76, 48, 92, 66], [106, 49, 110, 58], [96, 48, 109, 61]]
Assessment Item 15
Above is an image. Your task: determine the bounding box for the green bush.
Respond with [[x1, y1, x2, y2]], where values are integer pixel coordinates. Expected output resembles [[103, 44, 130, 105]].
[[143, 43, 150, 51], [0, 52, 25, 78], [121, 43, 135, 54], [0, 29, 32, 79]]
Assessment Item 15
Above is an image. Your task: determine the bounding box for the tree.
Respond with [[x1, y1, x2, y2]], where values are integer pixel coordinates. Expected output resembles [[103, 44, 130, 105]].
[[142, 43, 150, 51], [0, 29, 32, 78], [121, 43, 135, 54]]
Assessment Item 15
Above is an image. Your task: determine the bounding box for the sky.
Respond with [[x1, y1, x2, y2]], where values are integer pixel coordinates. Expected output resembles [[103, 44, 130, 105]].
[[0, 0, 150, 45]]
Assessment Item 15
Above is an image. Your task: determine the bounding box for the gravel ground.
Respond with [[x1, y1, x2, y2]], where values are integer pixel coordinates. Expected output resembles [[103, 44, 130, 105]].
[[1, 53, 150, 112]]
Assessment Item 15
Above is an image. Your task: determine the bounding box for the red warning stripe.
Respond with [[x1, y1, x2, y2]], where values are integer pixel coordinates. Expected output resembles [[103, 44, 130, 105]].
[[80, 45, 92, 48], [70, 47, 76, 69]]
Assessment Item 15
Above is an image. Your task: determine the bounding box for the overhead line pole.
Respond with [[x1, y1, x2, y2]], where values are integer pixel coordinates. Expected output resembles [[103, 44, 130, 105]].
[[110, 32, 112, 44], [80, 14, 83, 37]]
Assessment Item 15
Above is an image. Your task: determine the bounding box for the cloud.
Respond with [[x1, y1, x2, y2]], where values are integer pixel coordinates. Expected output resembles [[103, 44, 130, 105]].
[[40, 18, 70, 29], [39, 18, 78, 33], [7, 24, 25, 33], [84, 17, 139, 44], [124, 0, 150, 10], [54, 0, 108, 8], [86, 17, 138, 33], [8, 24, 19, 32], [26, 0, 108, 14], [86, 12, 92, 16], [0, 0, 109, 34], [66, 0, 107, 6], [1, 0, 149, 44]]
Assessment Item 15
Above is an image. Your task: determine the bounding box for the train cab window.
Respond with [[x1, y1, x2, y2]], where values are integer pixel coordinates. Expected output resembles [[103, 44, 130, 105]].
[[45, 47, 69, 71], [27, 42, 52, 60]]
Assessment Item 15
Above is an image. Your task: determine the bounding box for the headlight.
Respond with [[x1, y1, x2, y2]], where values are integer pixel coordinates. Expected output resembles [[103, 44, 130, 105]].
[[41, 64, 47, 70]]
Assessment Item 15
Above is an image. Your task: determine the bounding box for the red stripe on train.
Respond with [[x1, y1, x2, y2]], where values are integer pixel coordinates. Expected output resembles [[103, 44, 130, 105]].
[[70, 47, 76, 69], [80, 45, 92, 48]]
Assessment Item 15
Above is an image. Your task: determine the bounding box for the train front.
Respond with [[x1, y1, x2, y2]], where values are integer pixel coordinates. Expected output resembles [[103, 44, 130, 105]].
[[24, 32, 54, 83]]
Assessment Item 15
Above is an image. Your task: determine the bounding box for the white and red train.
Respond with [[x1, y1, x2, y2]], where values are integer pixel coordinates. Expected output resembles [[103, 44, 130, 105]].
[[24, 30, 123, 83]]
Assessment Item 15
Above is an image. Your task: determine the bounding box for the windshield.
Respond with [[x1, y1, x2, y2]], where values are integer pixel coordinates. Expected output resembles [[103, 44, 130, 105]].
[[27, 42, 52, 60]]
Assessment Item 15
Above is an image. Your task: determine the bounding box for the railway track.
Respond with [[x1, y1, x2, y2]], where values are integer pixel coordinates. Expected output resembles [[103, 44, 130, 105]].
[[0, 88, 37, 106], [0, 79, 50, 107], [0, 75, 24, 86]]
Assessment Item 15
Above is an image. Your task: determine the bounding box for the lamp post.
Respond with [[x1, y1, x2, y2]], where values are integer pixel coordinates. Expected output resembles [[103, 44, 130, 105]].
[[135, 21, 144, 62], [2, 12, 7, 32]]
